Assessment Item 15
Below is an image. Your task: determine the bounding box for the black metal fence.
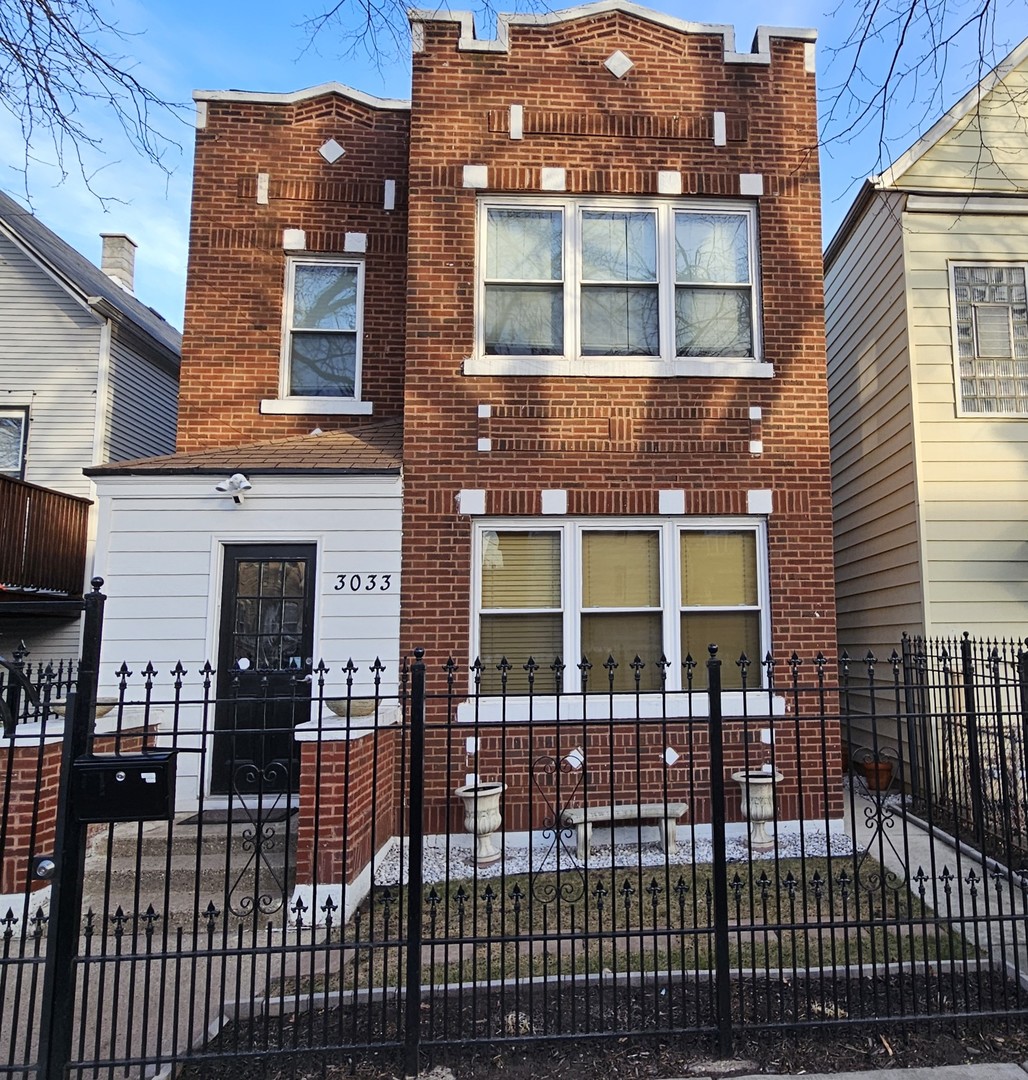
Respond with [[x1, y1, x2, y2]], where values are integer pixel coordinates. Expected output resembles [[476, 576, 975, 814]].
[[901, 634, 1028, 869], [4, 604, 1028, 1080], [0, 647, 78, 732]]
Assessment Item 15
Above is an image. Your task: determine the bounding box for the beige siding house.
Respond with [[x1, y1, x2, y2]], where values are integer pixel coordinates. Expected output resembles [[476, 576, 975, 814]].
[[825, 37, 1028, 657]]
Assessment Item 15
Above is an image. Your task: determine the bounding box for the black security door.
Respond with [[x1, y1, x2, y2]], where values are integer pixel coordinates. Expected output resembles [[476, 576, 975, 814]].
[[212, 544, 316, 796]]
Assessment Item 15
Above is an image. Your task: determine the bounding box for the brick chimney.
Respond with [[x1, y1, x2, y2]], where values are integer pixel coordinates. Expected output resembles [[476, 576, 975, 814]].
[[99, 233, 137, 294]]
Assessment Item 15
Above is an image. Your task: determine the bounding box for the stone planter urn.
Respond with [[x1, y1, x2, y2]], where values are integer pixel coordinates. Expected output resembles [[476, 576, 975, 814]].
[[731, 767, 783, 850], [454, 782, 506, 867]]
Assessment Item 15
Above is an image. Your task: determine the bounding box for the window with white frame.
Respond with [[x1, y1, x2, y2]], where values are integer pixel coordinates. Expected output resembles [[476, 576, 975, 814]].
[[0, 408, 27, 478], [474, 520, 766, 694], [952, 263, 1028, 415], [283, 259, 364, 398], [478, 198, 760, 370]]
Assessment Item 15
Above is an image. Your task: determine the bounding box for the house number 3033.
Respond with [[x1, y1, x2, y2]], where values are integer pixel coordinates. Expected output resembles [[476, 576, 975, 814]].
[[334, 573, 393, 592]]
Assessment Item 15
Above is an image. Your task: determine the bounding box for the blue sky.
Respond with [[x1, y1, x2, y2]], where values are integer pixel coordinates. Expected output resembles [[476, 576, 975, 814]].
[[0, 0, 1022, 331]]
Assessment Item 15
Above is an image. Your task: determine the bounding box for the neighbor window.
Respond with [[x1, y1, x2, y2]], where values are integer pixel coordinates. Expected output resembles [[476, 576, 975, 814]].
[[0, 408, 27, 478], [284, 259, 364, 398], [475, 520, 767, 693], [952, 263, 1028, 415], [478, 198, 760, 370]]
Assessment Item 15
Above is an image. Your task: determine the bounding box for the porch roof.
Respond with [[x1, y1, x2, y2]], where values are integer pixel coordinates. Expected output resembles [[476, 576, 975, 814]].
[[85, 419, 402, 476]]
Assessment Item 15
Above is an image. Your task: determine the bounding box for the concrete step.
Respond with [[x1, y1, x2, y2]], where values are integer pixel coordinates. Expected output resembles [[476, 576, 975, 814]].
[[96, 816, 297, 860], [82, 821, 298, 927]]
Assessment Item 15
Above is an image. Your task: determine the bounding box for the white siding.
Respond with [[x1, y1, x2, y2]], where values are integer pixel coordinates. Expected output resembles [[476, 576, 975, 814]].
[[902, 208, 1028, 637], [0, 233, 100, 498], [826, 191, 924, 655], [92, 474, 403, 809], [92, 475, 404, 694]]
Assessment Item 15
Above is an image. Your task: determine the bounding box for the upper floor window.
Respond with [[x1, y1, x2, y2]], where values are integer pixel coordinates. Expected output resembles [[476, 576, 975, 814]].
[[470, 197, 766, 379], [0, 408, 27, 479], [952, 263, 1028, 415], [262, 258, 372, 416]]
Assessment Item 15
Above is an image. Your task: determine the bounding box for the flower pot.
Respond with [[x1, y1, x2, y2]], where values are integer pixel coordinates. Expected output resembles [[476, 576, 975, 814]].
[[861, 759, 894, 791], [454, 782, 505, 866], [731, 768, 783, 850]]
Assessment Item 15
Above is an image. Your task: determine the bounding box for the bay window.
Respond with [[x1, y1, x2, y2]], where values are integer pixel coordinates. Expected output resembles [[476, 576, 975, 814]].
[[474, 520, 767, 693], [477, 197, 762, 375]]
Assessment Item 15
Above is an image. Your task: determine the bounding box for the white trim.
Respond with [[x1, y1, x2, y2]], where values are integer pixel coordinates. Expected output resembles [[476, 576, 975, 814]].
[[474, 195, 763, 372], [458, 489, 487, 515], [91, 318, 113, 468], [260, 398, 374, 415], [278, 256, 367, 406], [193, 84, 411, 111], [948, 259, 1028, 419], [463, 165, 489, 188], [540, 489, 568, 515], [383, 179, 396, 211], [657, 490, 685, 515], [906, 194, 1028, 215], [456, 688, 786, 723], [739, 173, 764, 197], [0, 405, 30, 479], [509, 104, 524, 140], [540, 167, 566, 192], [463, 356, 773, 378], [408, 4, 815, 64], [713, 111, 727, 147]]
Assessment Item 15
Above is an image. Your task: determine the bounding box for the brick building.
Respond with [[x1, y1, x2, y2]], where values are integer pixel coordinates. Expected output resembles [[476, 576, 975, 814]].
[[86, 1, 838, 913]]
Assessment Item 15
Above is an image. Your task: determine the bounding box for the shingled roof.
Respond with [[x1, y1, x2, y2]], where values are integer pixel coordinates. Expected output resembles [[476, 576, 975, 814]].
[[0, 190, 181, 361], [86, 419, 402, 476]]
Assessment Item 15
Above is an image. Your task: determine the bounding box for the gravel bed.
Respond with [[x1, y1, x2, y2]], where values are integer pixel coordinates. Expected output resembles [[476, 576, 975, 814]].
[[373, 828, 855, 886]]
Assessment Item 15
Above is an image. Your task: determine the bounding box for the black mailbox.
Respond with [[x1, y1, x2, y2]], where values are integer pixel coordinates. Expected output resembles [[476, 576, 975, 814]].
[[71, 752, 177, 824]]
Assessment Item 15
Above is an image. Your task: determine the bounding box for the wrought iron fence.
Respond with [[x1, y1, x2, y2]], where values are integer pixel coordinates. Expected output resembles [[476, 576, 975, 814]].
[[0, 650, 79, 732], [901, 634, 1028, 869], [4, 617, 1028, 1080]]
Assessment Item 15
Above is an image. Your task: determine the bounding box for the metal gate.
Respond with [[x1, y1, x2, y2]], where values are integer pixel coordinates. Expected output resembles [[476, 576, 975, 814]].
[[4, 588, 1028, 1079]]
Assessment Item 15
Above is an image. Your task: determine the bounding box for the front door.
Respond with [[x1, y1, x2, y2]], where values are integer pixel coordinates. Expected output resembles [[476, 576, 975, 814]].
[[212, 544, 316, 797]]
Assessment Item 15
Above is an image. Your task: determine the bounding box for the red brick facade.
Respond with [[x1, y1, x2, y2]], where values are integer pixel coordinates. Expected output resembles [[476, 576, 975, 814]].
[[401, 11, 836, 680], [172, 4, 840, 888], [178, 92, 410, 450]]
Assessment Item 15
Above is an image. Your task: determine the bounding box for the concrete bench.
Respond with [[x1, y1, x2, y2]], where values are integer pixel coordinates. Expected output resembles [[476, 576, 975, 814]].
[[560, 802, 688, 860]]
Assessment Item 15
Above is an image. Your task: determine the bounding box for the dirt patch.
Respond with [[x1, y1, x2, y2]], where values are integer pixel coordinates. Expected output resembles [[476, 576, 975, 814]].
[[178, 973, 1028, 1078]]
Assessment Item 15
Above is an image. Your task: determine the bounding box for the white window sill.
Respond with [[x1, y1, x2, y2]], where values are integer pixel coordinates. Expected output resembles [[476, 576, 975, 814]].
[[455, 691, 784, 724], [260, 398, 374, 415], [462, 357, 774, 379]]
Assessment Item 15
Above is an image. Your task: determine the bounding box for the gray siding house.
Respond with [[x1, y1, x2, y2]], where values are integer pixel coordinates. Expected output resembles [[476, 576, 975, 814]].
[[0, 191, 181, 660]]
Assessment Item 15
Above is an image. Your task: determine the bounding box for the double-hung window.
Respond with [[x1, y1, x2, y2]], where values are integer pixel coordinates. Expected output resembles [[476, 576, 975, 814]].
[[952, 263, 1028, 415], [264, 258, 371, 415], [476, 198, 762, 376], [475, 520, 766, 694], [0, 408, 28, 479]]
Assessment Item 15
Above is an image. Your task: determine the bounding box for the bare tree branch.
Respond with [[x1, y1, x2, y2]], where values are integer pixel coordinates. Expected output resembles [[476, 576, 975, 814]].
[[299, 0, 553, 71], [0, 0, 185, 204], [819, 0, 1012, 179]]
